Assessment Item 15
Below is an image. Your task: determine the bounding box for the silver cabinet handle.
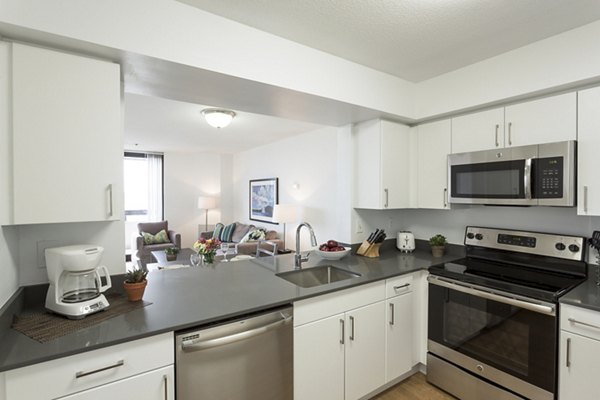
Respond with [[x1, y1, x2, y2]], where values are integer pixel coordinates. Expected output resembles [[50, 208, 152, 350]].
[[508, 122, 513, 145], [566, 338, 571, 368], [524, 159, 532, 200], [182, 315, 292, 351], [76, 360, 124, 378], [495, 124, 499, 147], [107, 183, 114, 218], [384, 188, 389, 208], [394, 283, 410, 291], [349, 316, 355, 341], [339, 319, 345, 345], [443, 188, 448, 208], [163, 374, 168, 400], [584, 185, 589, 213], [568, 317, 600, 331], [389, 303, 395, 325]]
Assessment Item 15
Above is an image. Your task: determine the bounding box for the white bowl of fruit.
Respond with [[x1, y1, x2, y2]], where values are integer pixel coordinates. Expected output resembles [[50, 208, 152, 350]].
[[316, 240, 351, 260]]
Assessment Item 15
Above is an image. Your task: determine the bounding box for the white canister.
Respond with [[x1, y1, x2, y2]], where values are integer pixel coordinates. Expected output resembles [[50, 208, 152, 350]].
[[397, 231, 415, 252]]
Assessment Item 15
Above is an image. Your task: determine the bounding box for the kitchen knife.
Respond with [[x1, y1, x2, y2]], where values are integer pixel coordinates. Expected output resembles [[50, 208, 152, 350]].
[[370, 229, 380, 244], [366, 231, 375, 243]]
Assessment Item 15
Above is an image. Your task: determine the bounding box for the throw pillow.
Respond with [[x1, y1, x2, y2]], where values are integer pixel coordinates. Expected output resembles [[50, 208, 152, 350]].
[[142, 229, 169, 245], [212, 223, 224, 240], [242, 228, 267, 242], [220, 223, 236, 242]]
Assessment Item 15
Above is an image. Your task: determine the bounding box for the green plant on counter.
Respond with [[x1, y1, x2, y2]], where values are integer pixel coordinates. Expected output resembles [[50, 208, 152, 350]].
[[124, 267, 148, 283], [429, 234, 447, 247], [165, 247, 179, 255]]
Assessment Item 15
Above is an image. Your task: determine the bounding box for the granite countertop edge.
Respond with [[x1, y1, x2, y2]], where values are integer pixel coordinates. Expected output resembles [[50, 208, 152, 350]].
[[0, 244, 462, 372]]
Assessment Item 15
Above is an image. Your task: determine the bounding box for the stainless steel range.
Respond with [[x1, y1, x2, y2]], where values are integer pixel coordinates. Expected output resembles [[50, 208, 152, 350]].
[[427, 226, 587, 400]]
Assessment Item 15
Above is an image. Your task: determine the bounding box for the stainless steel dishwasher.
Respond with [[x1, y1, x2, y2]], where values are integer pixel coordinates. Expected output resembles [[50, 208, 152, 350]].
[[175, 306, 293, 400]]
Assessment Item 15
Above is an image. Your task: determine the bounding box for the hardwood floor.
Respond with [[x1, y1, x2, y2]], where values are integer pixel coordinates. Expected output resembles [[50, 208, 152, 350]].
[[372, 373, 456, 400]]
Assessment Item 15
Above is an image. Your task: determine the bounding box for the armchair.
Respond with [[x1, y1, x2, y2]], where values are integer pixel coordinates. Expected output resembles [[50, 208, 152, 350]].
[[132, 221, 181, 269]]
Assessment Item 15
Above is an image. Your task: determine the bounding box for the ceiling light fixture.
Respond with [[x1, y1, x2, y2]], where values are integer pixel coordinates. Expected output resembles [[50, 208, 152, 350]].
[[201, 108, 236, 129]]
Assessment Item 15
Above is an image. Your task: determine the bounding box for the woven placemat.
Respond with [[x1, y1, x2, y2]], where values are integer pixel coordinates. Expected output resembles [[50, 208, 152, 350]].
[[12, 294, 152, 343]]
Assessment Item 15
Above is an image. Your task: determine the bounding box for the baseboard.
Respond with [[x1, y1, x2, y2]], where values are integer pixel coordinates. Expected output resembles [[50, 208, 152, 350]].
[[359, 364, 422, 400]]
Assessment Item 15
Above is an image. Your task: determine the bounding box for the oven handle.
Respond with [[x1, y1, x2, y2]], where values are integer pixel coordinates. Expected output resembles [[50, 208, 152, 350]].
[[427, 275, 555, 316]]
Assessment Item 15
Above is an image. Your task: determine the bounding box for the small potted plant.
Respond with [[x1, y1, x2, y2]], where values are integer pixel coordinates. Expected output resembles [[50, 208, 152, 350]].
[[429, 234, 447, 258], [165, 247, 179, 261], [123, 267, 148, 301]]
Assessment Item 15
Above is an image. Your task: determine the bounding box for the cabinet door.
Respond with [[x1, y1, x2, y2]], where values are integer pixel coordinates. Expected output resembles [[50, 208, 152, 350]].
[[380, 121, 411, 209], [12, 43, 123, 224], [417, 119, 451, 209], [504, 92, 576, 147], [57, 366, 173, 400], [294, 314, 345, 400], [577, 87, 600, 215], [559, 331, 600, 400], [385, 292, 413, 382], [451, 108, 504, 153], [345, 302, 386, 400]]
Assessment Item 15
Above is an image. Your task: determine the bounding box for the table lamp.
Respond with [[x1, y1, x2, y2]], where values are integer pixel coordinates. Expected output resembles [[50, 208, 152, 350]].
[[197, 196, 217, 232], [272, 204, 298, 253]]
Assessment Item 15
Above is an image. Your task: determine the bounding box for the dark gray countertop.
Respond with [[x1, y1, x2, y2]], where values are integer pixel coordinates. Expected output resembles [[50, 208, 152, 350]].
[[560, 264, 600, 312], [0, 248, 460, 372]]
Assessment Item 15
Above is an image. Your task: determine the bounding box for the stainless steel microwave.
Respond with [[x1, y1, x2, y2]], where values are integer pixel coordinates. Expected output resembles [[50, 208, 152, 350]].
[[448, 140, 576, 206]]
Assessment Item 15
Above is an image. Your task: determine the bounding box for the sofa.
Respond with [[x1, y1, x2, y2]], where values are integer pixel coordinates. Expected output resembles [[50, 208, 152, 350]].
[[200, 222, 284, 256], [132, 221, 181, 269]]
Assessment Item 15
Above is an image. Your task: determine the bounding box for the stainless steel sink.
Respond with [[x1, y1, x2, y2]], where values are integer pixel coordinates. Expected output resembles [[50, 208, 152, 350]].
[[276, 265, 361, 288]]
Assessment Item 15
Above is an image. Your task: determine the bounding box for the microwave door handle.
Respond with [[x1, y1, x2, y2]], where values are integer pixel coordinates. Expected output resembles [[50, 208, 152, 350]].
[[524, 158, 533, 200]]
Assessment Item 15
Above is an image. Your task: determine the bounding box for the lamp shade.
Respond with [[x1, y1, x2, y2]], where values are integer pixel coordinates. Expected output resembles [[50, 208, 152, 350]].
[[197, 196, 217, 209], [201, 108, 236, 128], [272, 204, 298, 223]]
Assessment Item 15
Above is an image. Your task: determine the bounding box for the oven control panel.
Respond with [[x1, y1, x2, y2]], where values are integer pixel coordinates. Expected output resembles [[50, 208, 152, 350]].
[[464, 226, 585, 261]]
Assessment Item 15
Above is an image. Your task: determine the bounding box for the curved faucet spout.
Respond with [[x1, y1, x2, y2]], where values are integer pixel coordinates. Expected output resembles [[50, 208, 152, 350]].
[[295, 222, 317, 268]]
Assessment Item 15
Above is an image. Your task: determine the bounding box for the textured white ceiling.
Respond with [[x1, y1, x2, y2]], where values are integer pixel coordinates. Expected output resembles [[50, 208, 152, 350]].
[[177, 0, 600, 82], [124, 93, 324, 153]]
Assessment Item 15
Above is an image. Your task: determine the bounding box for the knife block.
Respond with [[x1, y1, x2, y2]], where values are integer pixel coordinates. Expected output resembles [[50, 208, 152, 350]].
[[356, 240, 381, 258]]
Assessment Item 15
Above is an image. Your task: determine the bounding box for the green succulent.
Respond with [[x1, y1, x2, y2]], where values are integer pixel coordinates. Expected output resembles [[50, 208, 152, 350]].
[[429, 234, 447, 247], [124, 268, 148, 283], [165, 247, 179, 255]]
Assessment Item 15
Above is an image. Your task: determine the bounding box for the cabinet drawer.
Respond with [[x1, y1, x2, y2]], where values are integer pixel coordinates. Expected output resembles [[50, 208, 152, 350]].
[[386, 274, 413, 298], [561, 304, 600, 340], [5, 332, 173, 400], [294, 281, 385, 326]]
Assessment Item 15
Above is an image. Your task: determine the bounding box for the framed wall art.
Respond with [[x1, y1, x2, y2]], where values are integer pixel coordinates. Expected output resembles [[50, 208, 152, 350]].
[[249, 178, 279, 224]]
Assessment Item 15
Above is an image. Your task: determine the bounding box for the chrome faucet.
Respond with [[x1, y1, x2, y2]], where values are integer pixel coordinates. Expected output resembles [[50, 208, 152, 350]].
[[295, 222, 318, 268]]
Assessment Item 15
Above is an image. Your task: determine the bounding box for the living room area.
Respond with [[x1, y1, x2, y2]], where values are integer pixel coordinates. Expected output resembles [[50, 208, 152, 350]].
[[123, 92, 343, 269]]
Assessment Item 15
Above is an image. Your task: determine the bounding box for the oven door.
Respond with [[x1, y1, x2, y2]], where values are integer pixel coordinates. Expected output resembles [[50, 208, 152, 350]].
[[448, 145, 537, 206], [427, 276, 556, 400]]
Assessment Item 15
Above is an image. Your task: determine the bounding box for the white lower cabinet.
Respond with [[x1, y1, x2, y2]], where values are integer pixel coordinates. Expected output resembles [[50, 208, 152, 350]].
[[57, 366, 173, 400], [559, 304, 600, 400], [294, 281, 386, 400], [4, 332, 173, 400], [385, 275, 414, 382]]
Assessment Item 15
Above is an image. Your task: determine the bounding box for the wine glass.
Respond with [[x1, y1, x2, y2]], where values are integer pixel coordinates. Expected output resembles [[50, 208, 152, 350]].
[[220, 243, 229, 262], [190, 252, 201, 267]]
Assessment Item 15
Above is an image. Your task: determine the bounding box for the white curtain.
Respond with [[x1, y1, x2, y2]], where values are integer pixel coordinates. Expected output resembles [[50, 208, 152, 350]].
[[147, 154, 163, 221]]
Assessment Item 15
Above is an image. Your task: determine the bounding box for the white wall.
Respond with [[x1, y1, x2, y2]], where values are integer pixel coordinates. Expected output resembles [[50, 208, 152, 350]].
[[0, 227, 19, 308], [16, 221, 126, 286], [233, 126, 347, 250], [0, 0, 415, 118], [163, 151, 232, 248]]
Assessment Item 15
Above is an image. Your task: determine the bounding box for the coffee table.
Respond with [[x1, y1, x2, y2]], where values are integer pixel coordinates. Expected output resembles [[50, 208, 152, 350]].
[[151, 248, 196, 265]]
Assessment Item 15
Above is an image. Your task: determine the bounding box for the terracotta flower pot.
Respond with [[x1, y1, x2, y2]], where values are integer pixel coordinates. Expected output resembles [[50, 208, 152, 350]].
[[431, 245, 446, 258], [123, 280, 148, 302]]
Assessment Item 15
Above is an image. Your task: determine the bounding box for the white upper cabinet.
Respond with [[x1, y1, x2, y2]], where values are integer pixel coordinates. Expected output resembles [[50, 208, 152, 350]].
[[354, 119, 411, 209], [504, 92, 576, 147], [577, 86, 600, 216], [10, 43, 123, 225], [417, 119, 451, 209], [451, 107, 504, 153]]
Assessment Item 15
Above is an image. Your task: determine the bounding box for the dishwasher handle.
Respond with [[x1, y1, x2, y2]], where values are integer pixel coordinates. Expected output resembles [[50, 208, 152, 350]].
[[181, 314, 293, 352]]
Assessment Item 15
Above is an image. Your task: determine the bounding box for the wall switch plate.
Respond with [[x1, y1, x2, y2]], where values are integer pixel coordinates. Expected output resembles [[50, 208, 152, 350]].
[[37, 240, 67, 269], [355, 221, 364, 234]]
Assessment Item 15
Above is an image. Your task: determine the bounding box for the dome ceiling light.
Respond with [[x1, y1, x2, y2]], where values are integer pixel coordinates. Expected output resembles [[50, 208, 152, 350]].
[[201, 108, 236, 129]]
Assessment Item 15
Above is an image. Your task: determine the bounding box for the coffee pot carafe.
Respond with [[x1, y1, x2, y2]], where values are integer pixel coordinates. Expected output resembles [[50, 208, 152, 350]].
[[45, 245, 111, 319]]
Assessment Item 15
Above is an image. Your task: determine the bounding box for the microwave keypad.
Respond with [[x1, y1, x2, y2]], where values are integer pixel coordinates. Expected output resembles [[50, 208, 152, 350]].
[[535, 157, 563, 198]]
